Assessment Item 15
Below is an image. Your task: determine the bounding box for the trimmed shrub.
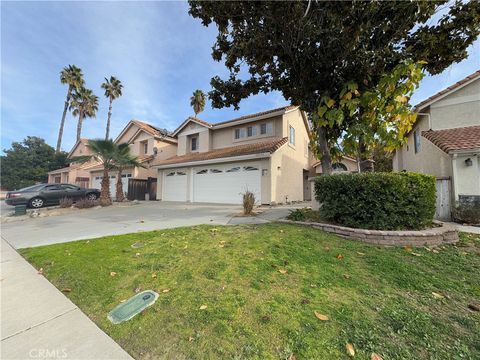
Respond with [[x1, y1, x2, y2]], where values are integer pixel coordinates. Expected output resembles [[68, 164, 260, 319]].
[[75, 198, 99, 209], [453, 203, 480, 225], [314, 172, 436, 230]]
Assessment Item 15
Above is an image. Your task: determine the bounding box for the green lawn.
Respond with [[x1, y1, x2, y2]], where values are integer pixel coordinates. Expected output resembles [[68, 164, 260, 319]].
[[20, 224, 480, 360]]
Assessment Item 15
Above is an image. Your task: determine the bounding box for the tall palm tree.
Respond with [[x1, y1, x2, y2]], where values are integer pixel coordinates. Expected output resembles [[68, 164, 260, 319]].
[[101, 76, 123, 140], [70, 87, 99, 142], [113, 143, 145, 202], [190, 90, 206, 118], [71, 139, 117, 206], [57, 65, 84, 153]]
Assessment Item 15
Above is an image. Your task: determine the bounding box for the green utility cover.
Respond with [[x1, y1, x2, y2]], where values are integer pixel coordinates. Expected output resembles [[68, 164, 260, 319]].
[[108, 290, 159, 324]]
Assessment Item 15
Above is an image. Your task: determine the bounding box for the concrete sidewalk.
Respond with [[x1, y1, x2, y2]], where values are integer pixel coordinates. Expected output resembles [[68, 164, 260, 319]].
[[0, 238, 132, 360]]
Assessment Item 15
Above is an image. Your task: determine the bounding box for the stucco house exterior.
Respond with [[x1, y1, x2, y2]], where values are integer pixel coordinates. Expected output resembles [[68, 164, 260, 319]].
[[393, 70, 480, 218], [151, 106, 314, 204]]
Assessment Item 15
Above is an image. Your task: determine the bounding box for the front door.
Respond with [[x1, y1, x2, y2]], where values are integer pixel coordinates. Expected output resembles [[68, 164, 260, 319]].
[[303, 170, 311, 201]]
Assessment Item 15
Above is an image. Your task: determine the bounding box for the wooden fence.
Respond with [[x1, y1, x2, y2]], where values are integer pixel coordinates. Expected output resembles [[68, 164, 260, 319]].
[[127, 177, 157, 201]]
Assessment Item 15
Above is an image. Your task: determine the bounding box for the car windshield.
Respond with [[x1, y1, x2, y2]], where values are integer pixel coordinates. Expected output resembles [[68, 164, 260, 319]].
[[16, 184, 46, 192]]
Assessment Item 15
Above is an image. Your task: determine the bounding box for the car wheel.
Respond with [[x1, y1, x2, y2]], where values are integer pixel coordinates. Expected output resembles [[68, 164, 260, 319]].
[[29, 197, 45, 208], [86, 193, 98, 201]]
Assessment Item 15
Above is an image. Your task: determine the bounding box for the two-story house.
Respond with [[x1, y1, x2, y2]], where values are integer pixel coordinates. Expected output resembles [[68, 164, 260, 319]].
[[151, 105, 312, 204], [393, 70, 480, 218], [85, 120, 177, 197]]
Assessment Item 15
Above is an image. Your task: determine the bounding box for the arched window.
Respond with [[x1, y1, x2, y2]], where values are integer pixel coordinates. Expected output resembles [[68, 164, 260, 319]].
[[332, 162, 348, 172]]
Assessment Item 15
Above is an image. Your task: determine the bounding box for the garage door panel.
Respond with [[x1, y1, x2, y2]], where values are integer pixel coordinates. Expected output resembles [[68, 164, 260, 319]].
[[163, 169, 187, 201], [193, 162, 261, 204]]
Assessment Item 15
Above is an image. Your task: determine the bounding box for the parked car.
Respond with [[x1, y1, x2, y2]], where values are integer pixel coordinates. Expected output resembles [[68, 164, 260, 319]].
[[5, 183, 101, 208]]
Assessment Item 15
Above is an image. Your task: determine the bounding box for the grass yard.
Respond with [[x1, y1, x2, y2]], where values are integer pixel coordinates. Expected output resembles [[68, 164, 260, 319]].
[[20, 224, 480, 360]]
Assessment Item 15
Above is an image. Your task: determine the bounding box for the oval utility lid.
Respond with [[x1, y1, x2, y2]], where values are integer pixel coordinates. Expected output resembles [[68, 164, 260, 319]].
[[108, 290, 159, 324]]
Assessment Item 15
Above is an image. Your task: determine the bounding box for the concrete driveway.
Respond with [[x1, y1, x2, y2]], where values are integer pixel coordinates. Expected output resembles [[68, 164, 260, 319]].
[[1, 202, 241, 249]]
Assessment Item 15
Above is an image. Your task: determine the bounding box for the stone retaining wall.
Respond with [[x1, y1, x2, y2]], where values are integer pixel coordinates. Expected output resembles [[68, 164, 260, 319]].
[[278, 219, 458, 246]]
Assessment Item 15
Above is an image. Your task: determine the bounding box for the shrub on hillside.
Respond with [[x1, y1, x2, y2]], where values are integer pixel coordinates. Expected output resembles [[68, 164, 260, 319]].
[[314, 172, 436, 230]]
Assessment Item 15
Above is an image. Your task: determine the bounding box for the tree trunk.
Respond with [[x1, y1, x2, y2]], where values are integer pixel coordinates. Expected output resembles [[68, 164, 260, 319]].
[[105, 98, 113, 140], [358, 135, 374, 172], [56, 87, 71, 153], [316, 126, 332, 175], [115, 168, 125, 202], [76, 111, 84, 142], [100, 167, 112, 206]]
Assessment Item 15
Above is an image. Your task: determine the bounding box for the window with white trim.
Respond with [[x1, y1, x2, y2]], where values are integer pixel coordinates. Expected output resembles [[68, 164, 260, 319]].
[[226, 167, 240, 172], [210, 169, 223, 173], [243, 166, 259, 171], [191, 137, 198, 151], [289, 125, 295, 146], [414, 130, 421, 154], [176, 171, 187, 176], [196, 169, 208, 174], [166, 172, 175, 177]]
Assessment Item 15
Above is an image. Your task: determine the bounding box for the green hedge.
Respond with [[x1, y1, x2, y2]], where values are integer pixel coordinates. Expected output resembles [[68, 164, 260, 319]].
[[314, 172, 436, 230]]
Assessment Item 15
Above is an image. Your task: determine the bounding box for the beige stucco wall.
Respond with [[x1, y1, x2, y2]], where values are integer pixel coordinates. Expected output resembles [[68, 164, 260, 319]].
[[392, 115, 453, 178], [176, 123, 210, 155], [452, 153, 480, 201], [430, 79, 480, 130]]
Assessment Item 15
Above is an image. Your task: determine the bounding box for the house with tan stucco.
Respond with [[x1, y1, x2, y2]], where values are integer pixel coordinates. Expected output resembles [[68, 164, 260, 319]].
[[393, 70, 480, 219], [151, 106, 314, 204]]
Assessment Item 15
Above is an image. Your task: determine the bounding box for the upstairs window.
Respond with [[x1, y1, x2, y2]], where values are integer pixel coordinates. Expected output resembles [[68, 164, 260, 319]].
[[235, 129, 241, 139], [289, 125, 295, 146], [260, 122, 273, 135], [191, 137, 198, 151], [247, 126, 257, 137], [141, 140, 148, 154], [414, 130, 421, 154], [332, 163, 348, 172]]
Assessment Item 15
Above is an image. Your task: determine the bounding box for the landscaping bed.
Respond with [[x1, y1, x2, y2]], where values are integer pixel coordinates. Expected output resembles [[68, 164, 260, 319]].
[[21, 224, 480, 359]]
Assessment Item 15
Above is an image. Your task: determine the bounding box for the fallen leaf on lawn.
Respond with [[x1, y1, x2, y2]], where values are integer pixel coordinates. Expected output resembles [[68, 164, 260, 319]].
[[151, 273, 157, 278], [404, 246, 413, 253], [371, 352, 383, 360], [343, 274, 351, 279], [411, 252, 422, 257], [310, 284, 317, 288], [134, 287, 141, 293], [110, 271, 117, 277], [356, 252, 365, 256], [188, 336, 194, 342], [432, 292, 444, 299], [279, 229, 284, 233], [288, 354, 296, 360], [210, 228, 218, 232], [183, 245, 188, 249], [346, 343, 355, 357], [199, 305, 208, 310], [278, 269, 288, 274], [120, 299, 126, 303], [135, 252, 141, 257], [424, 247, 431, 252], [86, 240, 90, 244], [314, 311, 329, 321], [162, 289, 170, 293], [324, 246, 331, 251], [37, 268, 43, 275], [61, 288, 71, 293], [432, 249, 439, 253], [336, 254, 344, 260]]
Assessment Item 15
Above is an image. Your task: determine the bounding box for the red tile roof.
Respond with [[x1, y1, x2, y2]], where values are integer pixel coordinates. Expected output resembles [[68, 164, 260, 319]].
[[422, 125, 480, 153], [131, 120, 174, 138], [414, 70, 480, 111], [84, 155, 154, 172], [152, 137, 288, 166]]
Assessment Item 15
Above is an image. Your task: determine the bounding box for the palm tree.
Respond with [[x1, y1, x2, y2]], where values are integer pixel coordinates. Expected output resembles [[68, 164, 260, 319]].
[[113, 143, 145, 202], [70, 87, 99, 142], [57, 65, 84, 153], [71, 139, 117, 206], [190, 90, 206, 118], [101, 76, 123, 140]]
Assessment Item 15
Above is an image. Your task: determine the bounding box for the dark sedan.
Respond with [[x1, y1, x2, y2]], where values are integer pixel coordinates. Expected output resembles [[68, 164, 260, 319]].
[[5, 183, 101, 208]]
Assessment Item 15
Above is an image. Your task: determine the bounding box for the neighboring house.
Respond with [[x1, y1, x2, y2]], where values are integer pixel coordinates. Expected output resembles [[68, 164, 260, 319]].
[[47, 138, 92, 188], [86, 120, 177, 198], [151, 106, 312, 204], [393, 70, 480, 219], [312, 156, 358, 174]]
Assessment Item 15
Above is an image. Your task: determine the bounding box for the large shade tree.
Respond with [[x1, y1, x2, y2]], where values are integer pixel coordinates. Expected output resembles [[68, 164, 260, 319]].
[[190, 89, 206, 118], [70, 87, 99, 142], [101, 76, 123, 140], [57, 65, 84, 153], [188, 0, 480, 174]]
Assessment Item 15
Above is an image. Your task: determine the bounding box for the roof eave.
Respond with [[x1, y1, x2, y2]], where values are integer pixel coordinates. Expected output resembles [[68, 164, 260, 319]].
[[152, 152, 273, 169]]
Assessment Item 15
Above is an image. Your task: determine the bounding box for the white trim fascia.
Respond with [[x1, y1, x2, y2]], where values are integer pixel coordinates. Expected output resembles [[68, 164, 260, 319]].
[[415, 75, 480, 112], [152, 152, 272, 169], [212, 110, 288, 129], [172, 118, 212, 136], [448, 148, 480, 156], [430, 93, 480, 109]]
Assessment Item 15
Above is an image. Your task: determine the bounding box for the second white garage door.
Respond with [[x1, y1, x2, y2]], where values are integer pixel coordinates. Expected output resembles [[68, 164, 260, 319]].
[[163, 169, 188, 201], [193, 163, 261, 204]]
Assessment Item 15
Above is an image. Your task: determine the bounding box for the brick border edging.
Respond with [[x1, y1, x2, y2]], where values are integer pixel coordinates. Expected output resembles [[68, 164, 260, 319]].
[[278, 219, 459, 246]]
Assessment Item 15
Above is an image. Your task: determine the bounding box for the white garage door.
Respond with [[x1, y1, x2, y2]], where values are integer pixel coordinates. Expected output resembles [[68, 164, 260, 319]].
[[92, 173, 131, 199], [163, 169, 188, 201], [193, 163, 261, 204]]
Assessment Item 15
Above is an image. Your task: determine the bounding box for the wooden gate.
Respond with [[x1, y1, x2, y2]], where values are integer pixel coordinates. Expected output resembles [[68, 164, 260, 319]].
[[435, 177, 451, 221], [127, 177, 157, 201]]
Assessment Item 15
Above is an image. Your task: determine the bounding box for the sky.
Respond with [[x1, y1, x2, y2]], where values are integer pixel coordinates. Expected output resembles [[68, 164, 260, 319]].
[[1, 1, 479, 153]]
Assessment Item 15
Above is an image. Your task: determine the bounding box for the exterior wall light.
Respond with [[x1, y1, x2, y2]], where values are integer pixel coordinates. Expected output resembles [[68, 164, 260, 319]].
[[465, 158, 473, 166]]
